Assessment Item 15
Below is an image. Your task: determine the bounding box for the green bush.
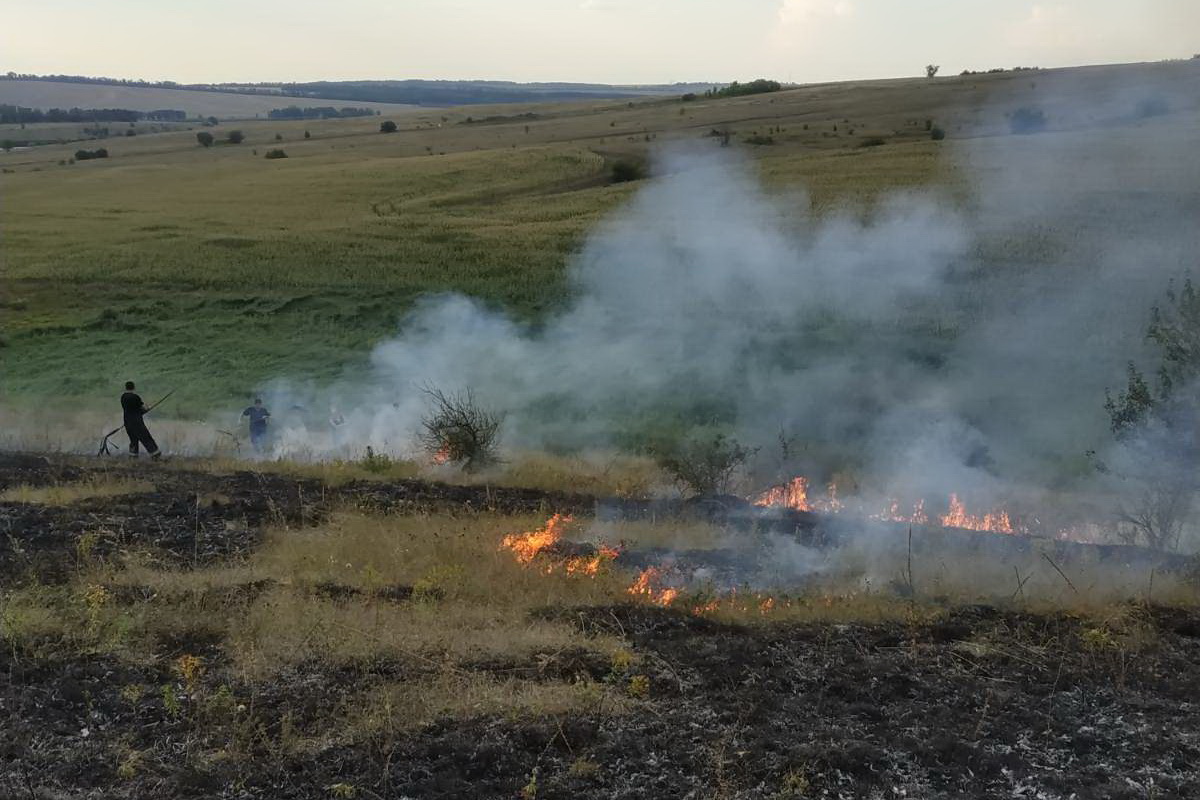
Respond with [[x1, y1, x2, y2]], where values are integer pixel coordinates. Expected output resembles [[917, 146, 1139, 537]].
[[380, 120, 398, 133], [226, 130, 245, 144], [610, 159, 645, 183], [655, 433, 756, 497], [930, 127, 946, 141], [196, 131, 214, 147], [264, 149, 288, 159], [707, 79, 782, 99]]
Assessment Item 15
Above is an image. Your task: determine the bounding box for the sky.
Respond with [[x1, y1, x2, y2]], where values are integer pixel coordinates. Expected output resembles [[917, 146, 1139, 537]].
[[5, 0, 1197, 85]]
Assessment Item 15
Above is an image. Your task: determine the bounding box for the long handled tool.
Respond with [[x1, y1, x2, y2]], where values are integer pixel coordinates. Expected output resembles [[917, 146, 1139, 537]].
[[97, 388, 177, 456]]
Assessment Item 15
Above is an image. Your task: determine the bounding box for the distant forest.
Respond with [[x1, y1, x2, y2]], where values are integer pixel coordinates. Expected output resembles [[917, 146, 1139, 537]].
[[267, 106, 379, 120], [0, 104, 186, 124], [2, 73, 702, 106]]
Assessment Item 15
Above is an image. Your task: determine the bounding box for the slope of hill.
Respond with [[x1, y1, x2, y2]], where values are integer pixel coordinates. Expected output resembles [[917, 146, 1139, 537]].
[[2, 59, 1198, 410]]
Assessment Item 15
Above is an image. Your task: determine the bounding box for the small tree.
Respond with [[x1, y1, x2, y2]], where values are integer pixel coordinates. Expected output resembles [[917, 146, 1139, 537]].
[[926, 64, 940, 78], [304, 130, 311, 139], [656, 433, 756, 497], [930, 127, 946, 141], [418, 387, 504, 471], [610, 159, 644, 183], [1, 139, 15, 152], [226, 130, 245, 144], [1101, 279, 1200, 549], [264, 149, 288, 159], [196, 131, 214, 147], [380, 120, 398, 133]]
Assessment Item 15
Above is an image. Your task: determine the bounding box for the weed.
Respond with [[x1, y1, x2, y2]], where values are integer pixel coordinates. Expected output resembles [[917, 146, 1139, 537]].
[[116, 750, 143, 780], [520, 768, 539, 799], [568, 758, 601, 779], [175, 654, 205, 691], [778, 766, 812, 797], [161, 684, 182, 717], [119, 683, 145, 704]]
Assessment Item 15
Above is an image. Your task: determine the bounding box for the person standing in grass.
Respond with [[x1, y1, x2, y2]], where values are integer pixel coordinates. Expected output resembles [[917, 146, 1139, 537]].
[[121, 381, 161, 460], [242, 397, 271, 454]]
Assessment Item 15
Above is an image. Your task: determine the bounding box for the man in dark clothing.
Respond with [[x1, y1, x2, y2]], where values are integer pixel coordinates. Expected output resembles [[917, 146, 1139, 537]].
[[242, 398, 271, 453], [121, 381, 161, 459]]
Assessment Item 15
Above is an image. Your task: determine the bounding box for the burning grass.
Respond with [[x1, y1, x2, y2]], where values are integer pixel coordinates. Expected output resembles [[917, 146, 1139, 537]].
[[77, 512, 633, 672], [5, 475, 1200, 798]]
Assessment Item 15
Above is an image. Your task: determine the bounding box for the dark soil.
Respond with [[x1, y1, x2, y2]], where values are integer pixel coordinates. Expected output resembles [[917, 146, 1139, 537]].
[[3, 454, 1200, 799]]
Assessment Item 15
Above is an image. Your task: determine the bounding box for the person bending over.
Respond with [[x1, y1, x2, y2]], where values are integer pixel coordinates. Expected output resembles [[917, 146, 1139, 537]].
[[121, 381, 161, 459]]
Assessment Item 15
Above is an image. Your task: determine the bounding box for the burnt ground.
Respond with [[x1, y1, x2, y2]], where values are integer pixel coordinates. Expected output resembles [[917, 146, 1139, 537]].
[[2, 453, 1200, 799]]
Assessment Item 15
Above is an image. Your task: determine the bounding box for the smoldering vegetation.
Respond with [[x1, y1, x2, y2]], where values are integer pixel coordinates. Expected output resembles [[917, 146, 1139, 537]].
[[233, 68, 1200, 548]]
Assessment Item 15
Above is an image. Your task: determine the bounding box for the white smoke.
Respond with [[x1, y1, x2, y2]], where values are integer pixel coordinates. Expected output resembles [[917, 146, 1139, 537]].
[[258, 67, 1200, 527]]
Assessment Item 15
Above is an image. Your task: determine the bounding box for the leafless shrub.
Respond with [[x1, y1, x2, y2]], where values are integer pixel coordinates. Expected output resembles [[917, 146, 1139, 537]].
[[1115, 481, 1193, 551], [418, 387, 504, 471]]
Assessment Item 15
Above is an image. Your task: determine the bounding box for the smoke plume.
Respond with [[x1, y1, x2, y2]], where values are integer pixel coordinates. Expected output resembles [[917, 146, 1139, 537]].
[[264, 67, 1200, 528]]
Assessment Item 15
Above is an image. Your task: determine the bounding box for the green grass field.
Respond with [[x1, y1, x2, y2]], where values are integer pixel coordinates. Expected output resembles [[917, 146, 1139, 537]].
[[3, 60, 1197, 413]]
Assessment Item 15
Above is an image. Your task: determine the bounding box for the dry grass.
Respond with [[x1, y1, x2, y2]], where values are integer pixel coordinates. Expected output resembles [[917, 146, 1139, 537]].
[[32, 512, 629, 673], [0, 475, 153, 505], [436, 451, 667, 497], [165, 449, 667, 497], [0, 510, 646, 736]]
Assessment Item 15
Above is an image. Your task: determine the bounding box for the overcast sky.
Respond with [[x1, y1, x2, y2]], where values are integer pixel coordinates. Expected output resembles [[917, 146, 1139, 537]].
[[5, 0, 1197, 84]]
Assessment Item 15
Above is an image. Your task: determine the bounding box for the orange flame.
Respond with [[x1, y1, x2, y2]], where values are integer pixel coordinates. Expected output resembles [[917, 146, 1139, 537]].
[[565, 544, 621, 576], [754, 476, 813, 511], [691, 598, 721, 615], [939, 495, 1014, 533], [627, 567, 679, 607], [432, 445, 451, 465], [753, 477, 842, 512], [500, 513, 574, 564]]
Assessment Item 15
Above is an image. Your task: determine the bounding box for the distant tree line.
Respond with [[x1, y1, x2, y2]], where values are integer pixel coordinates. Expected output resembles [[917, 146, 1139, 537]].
[[2, 72, 287, 98], [2, 72, 663, 106], [0, 104, 187, 124], [960, 66, 1041, 76], [267, 106, 378, 120], [704, 80, 782, 99]]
